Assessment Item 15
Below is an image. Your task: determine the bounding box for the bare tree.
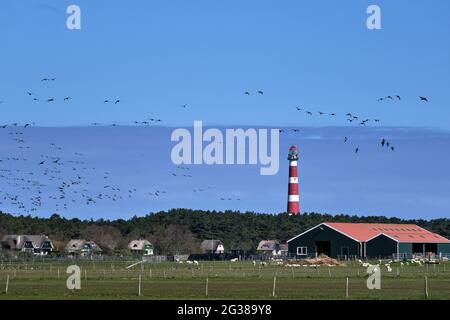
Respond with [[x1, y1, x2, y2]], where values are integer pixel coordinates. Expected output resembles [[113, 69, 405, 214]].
[[150, 224, 199, 255], [0, 228, 7, 238], [81, 225, 121, 253]]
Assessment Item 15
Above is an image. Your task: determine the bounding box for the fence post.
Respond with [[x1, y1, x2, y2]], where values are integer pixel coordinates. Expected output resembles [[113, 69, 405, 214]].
[[345, 277, 349, 298], [272, 275, 277, 297], [5, 275, 9, 294], [138, 274, 142, 297], [205, 277, 209, 297], [424, 276, 429, 299], [328, 268, 331, 278]]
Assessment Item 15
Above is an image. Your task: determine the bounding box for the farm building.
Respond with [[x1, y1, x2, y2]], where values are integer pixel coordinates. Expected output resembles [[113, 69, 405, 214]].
[[128, 239, 154, 256], [288, 222, 450, 259], [0, 235, 53, 255], [200, 240, 225, 254], [66, 239, 102, 257]]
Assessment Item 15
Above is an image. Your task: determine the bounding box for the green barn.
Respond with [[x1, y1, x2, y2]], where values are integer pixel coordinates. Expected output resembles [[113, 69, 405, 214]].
[[287, 222, 450, 259]]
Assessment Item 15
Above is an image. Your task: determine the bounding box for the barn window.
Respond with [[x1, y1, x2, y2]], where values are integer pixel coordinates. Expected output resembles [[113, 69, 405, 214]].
[[297, 247, 307, 255]]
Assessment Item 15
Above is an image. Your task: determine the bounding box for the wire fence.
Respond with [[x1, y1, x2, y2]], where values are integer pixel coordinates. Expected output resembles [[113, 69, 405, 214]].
[[0, 259, 449, 299]]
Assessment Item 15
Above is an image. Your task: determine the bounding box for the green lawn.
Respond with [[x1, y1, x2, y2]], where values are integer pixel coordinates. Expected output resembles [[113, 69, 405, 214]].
[[0, 259, 448, 300]]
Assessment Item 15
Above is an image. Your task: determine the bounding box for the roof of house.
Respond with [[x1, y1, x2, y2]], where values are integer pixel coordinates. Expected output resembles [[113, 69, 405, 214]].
[[257, 240, 279, 251], [288, 222, 450, 243], [66, 239, 102, 252], [128, 240, 152, 251], [200, 240, 223, 252]]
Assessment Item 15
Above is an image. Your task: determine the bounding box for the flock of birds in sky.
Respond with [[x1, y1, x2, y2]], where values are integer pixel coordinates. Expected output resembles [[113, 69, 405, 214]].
[[0, 78, 431, 215], [279, 92, 427, 154]]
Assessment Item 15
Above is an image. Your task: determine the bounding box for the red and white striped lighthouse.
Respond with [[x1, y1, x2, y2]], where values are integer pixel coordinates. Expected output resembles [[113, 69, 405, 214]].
[[287, 145, 300, 216]]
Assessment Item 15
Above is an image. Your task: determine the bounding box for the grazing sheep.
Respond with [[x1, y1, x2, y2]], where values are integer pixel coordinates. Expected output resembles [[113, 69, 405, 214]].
[[230, 258, 239, 262]]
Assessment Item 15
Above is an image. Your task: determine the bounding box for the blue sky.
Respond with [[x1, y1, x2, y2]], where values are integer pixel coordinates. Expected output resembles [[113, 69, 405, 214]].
[[1, 0, 450, 127], [0, 1, 450, 220]]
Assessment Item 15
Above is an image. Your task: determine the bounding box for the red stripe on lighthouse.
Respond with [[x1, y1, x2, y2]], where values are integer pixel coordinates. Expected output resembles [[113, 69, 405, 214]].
[[287, 146, 300, 216]]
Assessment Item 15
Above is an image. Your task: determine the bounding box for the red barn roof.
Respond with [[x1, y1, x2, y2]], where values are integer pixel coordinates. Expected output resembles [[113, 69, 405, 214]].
[[324, 222, 450, 243]]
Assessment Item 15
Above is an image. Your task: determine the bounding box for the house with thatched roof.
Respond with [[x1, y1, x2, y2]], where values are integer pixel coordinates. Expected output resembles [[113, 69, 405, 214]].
[[200, 240, 225, 254], [257, 240, 282, 257], [128, 239, 154, 256], [66, 239, 102, 257], [1, 235, 53, 255]]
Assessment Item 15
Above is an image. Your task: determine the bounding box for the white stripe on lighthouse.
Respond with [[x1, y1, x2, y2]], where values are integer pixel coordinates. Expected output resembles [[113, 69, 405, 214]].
[[288, 195, 299, 202], [289, 177, 298, 183], [289, 161, 297, 167]]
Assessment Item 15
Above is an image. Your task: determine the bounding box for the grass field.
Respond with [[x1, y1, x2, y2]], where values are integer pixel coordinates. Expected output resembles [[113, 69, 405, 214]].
[[0, 259, 449, 300]]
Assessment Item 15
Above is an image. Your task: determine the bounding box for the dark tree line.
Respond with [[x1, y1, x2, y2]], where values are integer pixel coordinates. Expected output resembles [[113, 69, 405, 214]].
[[0, 209, 448, 254]]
